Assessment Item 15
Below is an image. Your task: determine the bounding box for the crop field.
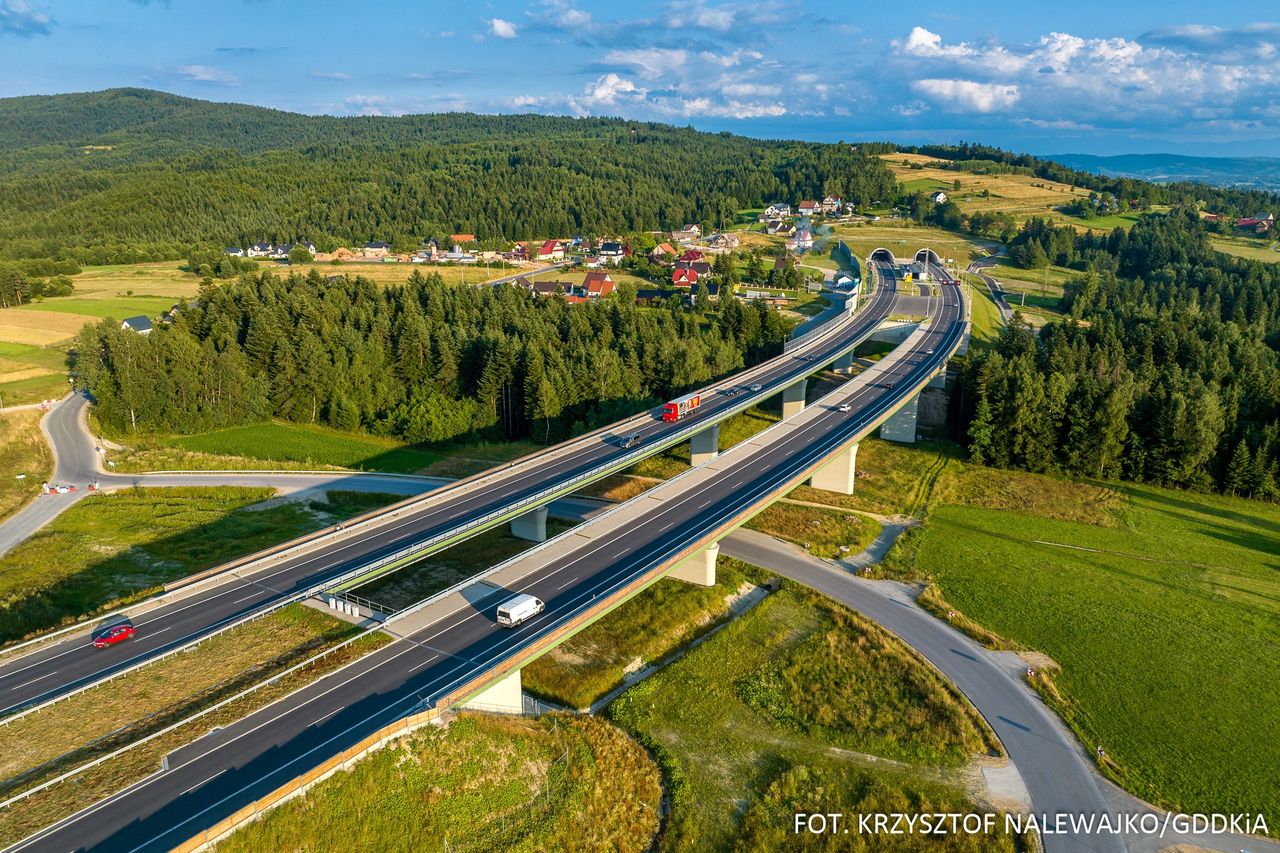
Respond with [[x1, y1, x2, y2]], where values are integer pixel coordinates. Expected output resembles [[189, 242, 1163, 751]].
[[872, 441, 1280, 824], [217, 714, 661, 853], [314, 260, 509, 287], [608, 583, 1015, 851], [0, 487, 399, 642], [68, 262, 201, 298]]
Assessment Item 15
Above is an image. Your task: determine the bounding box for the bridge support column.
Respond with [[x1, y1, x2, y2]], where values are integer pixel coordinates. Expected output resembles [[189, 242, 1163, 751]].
[[669, 541, 718, 587], [690, 423, 720, 466], [781, 379, 807, 418], [880, 394, 919, 444], [461, 667, 524, 714], [928, 363, 947, 389], [809, 443, 858, 494], [833, 351, 855, 375], [510, 506, 548, 542]]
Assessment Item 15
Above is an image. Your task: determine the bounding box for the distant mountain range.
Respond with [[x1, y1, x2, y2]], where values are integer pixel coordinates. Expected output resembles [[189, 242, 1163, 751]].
[[1048, 153, 1280, 190]]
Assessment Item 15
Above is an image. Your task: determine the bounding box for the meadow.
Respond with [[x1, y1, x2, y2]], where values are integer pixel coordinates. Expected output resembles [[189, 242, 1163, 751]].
[[0, 487, 399, 642], [0, 409, 53, 521], [607, 583, 1017, 851], [872, 442, 1280, 824], [216, 714, 661, 853], [1210, 234, 1280, 264]]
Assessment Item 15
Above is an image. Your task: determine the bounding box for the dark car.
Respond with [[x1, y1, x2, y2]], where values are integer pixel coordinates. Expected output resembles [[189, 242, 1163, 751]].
[[621, 433, 642, 449], [93, 623, 136, 649], [880, 381, 895, 389]]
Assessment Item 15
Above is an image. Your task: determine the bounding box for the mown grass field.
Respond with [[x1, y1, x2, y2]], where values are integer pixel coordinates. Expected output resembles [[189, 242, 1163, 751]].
[[0, 409, 53, 521], [871, 441, 1280, 825], [216, 714, 661, 853], [881, 152, 1091, 221], [308, 260, 510, 287], [833, 222, 990, 269], [608, 583, 1016, 851], [966, 280, 1005, 346], [0, 487, 399, 642], [1210, 234, 1280, 263]]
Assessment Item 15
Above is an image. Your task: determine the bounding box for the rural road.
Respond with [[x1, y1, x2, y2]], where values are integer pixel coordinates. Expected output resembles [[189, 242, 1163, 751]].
[[969, 255, 1015, 324], [721, 529, 1279, 853]]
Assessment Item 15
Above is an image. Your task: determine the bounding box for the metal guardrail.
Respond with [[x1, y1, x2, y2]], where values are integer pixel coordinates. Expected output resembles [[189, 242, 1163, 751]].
[[0, 279, 885, 727]]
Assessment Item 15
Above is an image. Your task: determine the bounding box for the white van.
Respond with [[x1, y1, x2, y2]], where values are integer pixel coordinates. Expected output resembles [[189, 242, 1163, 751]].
[[496, 593, 545, 627]]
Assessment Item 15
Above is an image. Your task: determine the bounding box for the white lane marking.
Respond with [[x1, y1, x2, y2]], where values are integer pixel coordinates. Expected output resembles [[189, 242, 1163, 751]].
[[613, 550, 628, 559], [406, 654, 440, 675], [660, 522, 674, 531], [179, 769, 225, 798], [12, 670, 58, 690], [311, 708, 341, 727], [232, 591, 265, 604], [556, 578, 578, 590]]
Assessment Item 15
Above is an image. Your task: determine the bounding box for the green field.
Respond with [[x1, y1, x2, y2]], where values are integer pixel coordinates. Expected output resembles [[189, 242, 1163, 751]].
[[0, 410, 52, 522], [216, 715, 661, 853], [18, 296, 176, 319], [878, 453, 1280, 823], [966, 279, 1004, 345], [162, 421, 441, 473], [1057, 210, 1144, 230], [0, 487, 399, 642], [1210, 235, 1280, 263], [608, 583, 1014, 851]]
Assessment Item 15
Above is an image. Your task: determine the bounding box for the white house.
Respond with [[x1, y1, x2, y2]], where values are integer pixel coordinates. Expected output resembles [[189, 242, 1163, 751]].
[[797, 200, 821, 216], [763, 203, 792, 218], [930, 191, 948, 204], [223, 246, 244, 257], [246, 242, 275, 258], [121, 315, 153, 335]]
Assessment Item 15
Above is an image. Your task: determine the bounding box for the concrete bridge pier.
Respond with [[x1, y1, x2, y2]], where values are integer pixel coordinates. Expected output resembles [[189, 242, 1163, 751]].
[[809, 442, 858, 494], [690, 423, 720, 466], [880, 394, 919, 444], [460, 667, 524, 714], [929, 365, 947, 389], [510, 506, 549, 542], [781, 379, 808, 418], [833, 351, 855, 375], [668, 541, 719, 587]]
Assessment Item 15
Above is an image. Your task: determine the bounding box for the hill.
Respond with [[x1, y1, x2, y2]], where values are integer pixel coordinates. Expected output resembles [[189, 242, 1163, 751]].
[[1049, 152, 1280, 191], [0, 89, 896, 264]]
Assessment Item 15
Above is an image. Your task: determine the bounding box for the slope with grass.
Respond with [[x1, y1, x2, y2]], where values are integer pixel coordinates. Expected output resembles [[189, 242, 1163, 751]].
[[607, 583, 1015, 851], [214, 714, 661, 853], [0, 487, 399, 642], [873, 444, 1280, 826], [0, 342, 68, 406], [0, 409, 53, 522]]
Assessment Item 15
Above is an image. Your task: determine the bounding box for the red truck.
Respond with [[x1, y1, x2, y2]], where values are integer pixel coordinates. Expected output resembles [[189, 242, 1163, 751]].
[[661, 393, 702, 422]]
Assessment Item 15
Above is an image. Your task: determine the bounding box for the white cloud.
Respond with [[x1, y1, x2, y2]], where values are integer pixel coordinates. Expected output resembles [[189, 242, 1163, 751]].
[[584, 73, 639, 104], [176, 65, 238, 86], [670, 0, 734, 32], [488, 17, 518, 39], [911, 79, 1020, 112], [314, 71, 352, 81], [719, 82, 781, 98], [0, 0, 51, 37], [603, 47, 687, 80]]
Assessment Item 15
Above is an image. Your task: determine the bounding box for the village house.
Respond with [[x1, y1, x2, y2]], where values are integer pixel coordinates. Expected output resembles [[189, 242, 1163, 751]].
[[763, 203, 792, 219], [705, 233, 739, 251], [537, 240, 566, 261], [649, 242, 677, 263], [1237, 212, 1275, 233], [359, 240, 392, 259], [246, 242, 275, 258], [223, 246, 245, 257], [678, 249, 704, 263], [786, 229, 814, 252], [773, 221, 797, 238], [598, 241, 625, 263], [930, 191, 949, 204], [797, 200, 821, 217], [579, 271, 616, 298], [121, 315, 153, 335], [821, 196, 843, 214]]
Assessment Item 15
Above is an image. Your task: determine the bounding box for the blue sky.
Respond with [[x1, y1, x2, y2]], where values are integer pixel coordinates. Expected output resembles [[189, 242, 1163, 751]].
[[2, 0, 1278, 155]]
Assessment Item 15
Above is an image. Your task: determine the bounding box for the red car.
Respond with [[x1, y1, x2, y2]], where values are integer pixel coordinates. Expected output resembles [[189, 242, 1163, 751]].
[[93, 623, 136, 648]]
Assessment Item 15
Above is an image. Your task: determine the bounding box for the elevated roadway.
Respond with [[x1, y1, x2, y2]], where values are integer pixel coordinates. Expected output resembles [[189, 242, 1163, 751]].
[[0, 277, 898, 718], [12, 269, 965, 853]]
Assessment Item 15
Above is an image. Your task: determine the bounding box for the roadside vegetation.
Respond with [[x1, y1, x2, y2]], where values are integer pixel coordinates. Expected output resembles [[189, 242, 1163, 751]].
[[0, 604, 366, 800], [745, 501, 878, 558], [215, 714, 661, 853], [608, 583, 1015, 851], [0, 625, 389, 848], [0, 409, 53, 521], [523, 558, 766, 710], [0, 487, 399, 643], [0, 342, 68, 407]]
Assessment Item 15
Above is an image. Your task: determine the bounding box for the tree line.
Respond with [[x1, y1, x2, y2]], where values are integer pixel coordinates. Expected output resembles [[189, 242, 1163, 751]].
[[954, 210, 1280, 498], [73, 269, 791, 444]]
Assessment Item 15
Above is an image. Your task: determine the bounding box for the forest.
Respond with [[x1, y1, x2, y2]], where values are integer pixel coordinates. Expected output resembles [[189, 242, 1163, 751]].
[[72, 269, 791, 444], [0, 88, 896, 265], [955, 210, 1280, 498]]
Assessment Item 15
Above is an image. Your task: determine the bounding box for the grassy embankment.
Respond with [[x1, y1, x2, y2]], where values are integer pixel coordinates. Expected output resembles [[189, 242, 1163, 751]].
[[0, 487, 399, 643], [1210, 233, 1280, 263], [607, 583, 1022, 851], [0, 409, 53, 521], [857, 436, 1280, 827], [215, 714, 661, 853]]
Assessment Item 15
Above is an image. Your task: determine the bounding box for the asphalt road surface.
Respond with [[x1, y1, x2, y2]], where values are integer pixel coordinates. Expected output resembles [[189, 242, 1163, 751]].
[[0, 281, 899, 718], [13, 273, 963, 853]]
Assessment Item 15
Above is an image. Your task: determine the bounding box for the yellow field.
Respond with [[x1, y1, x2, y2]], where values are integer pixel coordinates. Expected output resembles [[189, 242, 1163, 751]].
[[882, 152, 1091, 220], [0, 315, 89, 347], [67, 262, 201, 299], [303, 261, 509, 287], [833, 222, 992, 268]]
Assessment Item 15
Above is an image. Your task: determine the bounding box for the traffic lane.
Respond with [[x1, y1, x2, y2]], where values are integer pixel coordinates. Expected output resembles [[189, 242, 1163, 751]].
[[24, 302, 961, 852], [0, 281, 900, 710], [719, 544, 1118, 853]]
